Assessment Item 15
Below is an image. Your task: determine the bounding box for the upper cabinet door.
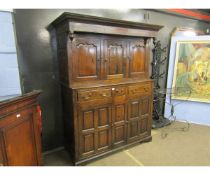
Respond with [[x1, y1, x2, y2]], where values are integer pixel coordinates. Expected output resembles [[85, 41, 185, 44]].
[[103, 39, 128, 79], [129, 39, 149, 79], [71, 36, 101, 81]]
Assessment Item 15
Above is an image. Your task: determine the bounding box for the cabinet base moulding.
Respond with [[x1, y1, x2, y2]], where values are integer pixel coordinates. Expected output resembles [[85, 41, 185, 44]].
[[73, 135, 152, 166]]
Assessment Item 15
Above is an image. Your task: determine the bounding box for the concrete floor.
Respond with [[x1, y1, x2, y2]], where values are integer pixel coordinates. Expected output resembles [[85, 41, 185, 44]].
[[44, 122, 210, 166]]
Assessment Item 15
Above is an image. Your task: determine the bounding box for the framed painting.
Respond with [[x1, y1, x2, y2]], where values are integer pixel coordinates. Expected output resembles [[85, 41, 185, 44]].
[[172, 40, 210, 103]]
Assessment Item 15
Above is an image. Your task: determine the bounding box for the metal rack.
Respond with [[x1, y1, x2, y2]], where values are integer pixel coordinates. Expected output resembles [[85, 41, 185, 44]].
[[151, 38, 170, 128]]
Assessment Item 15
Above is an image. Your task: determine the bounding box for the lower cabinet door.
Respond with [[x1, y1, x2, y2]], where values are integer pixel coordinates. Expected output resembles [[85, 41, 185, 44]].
[[0, 113, 38, 166], [78, 104, 112, 159], [139, 96, 151, 137], [112, 103, 127, 147], [97, 106, 112, 152], [127, 99, 141, 143], [127, 96, 152, 142]]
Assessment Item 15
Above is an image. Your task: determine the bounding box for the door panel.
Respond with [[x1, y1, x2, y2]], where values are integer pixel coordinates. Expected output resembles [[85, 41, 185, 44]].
[[83, 133, 94, 153], [79, 109, 96, 157], [1, 114, 37, 166], [130, 101, 139, 118], [115, 105, 125, 122], [129, 39, 146, 78], [114, 125, 125, 142], [98, 129, 109, 149], [139, 96, 151, 137], [78, 105, 112, 158], [127, 99, 141, 142], [82, 110, 94, 130], [141, 98, 149, 115], [129, 120, 139, 138], [72, 37, 101, 81], [78, 45, 96, 76], [112, 104, 127, 147], [80, 133, 95, 157], [98, 107, 109, 126], [139, 116, 148, 134], [97, 106, 112, 152], [104, 39, 128, 79]]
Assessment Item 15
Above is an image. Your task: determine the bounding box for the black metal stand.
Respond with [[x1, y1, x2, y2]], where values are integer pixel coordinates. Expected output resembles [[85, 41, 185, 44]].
[[151, 38, 170, 129]]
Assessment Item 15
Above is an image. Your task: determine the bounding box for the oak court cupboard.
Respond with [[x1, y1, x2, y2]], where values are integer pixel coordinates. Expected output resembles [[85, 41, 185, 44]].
[[49, 12, 163, 165]]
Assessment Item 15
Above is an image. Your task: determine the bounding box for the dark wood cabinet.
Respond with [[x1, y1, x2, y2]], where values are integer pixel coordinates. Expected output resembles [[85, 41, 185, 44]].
[[50, 12, 162, 165], [0, 91, 42, 166]]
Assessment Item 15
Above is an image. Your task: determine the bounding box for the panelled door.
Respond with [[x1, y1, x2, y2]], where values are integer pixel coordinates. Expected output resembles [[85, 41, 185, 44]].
[[139, 96, 151, 138], [112, 103, 127, 148], [127, 96, 151, 143], [78, 104, 112, 158], [129, 38, 147, 78], [103, 39, 128, 79], [127, 98, 141, 143], [72, 36, 101, 81], [97, 106, 112, 153]]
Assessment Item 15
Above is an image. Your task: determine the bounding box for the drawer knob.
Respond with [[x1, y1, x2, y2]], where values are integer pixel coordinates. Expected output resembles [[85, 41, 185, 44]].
[[112, 88, 115, 91], [83, 96, 90, 100], [102, 93, 107, 97], [16, 114, 21, 118]]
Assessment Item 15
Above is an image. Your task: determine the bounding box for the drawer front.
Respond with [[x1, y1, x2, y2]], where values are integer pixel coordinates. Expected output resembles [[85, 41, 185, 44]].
[[129, 83, 151, 97], [78, 90, 96, 101], [97, 89, 112, 99], [78, 88, 112, 102]]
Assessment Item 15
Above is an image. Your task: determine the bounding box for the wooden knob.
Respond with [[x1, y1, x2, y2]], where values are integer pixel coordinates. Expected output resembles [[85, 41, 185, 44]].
[[16, 114, 21, 118], [102, 93, 107, 97], [84, 96, 90, 100]]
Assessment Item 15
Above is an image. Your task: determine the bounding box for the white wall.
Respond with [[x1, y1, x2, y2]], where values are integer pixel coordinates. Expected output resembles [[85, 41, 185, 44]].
[[0, 11, 21, 96]]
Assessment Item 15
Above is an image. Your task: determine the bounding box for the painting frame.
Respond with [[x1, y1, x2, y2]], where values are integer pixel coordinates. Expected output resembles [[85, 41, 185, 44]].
[[172, 39, 210, 103]]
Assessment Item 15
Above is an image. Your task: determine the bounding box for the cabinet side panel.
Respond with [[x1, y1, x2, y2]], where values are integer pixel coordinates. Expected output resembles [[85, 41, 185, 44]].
[[61, 86, 76, 160], [55, 23, 70, 86], [0, 133, 6, 166]]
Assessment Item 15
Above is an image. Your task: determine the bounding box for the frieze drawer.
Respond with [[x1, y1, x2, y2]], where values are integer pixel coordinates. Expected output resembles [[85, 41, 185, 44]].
[[77, 88, 112, 102], [128, 83, 151, 97]]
